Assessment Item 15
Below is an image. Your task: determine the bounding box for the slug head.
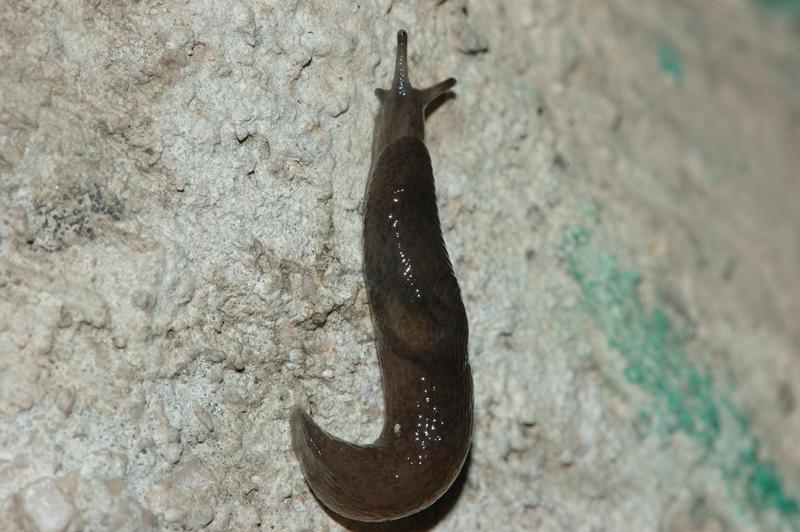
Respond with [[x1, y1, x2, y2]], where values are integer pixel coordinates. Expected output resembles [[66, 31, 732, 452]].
[[372, 30, 456, 158]]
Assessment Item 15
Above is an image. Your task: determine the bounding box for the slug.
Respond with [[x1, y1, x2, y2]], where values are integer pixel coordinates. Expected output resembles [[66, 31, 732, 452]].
[[290, 29, 472, 522]]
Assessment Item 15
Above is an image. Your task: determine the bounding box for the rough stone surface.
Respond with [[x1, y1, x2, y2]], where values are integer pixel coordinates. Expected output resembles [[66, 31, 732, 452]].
[[15, 478, 75, 532], [1, 1, 799, 530]]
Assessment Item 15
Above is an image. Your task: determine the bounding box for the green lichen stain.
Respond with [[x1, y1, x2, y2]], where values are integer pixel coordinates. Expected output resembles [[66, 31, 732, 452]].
[[657, 39, 684, 87], [563, 227, 799, 529], [757, 0, 800, 13], [746, 457, 800, 515]]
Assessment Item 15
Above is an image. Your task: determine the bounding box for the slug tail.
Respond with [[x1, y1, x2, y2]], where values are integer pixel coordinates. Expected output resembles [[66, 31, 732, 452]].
[[290, 406, 416, 522], [290, 401, 467, 522]]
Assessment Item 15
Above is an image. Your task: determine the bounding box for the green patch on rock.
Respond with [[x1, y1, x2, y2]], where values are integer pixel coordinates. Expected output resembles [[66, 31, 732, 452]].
[[562, 226, 799, 529], [756, 0, 800, 13], [656, 39, 684, 87]]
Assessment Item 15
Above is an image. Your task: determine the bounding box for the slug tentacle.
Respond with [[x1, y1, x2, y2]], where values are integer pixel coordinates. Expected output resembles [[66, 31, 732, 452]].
[[290, 29, 471, 523], [392, 29, 410, 95], [421, 77, 457, 106]]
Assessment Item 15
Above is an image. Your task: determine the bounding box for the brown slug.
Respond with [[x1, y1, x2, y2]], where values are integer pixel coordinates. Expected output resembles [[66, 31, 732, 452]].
[[290, 29, 472, 522]]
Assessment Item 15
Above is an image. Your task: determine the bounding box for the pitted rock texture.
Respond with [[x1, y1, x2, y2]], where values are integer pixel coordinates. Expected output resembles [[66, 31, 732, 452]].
[[1, 1, 799, 530]]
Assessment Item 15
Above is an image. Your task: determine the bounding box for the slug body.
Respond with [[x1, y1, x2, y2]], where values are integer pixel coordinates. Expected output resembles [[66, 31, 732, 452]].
[[290, 30, 472, 522]]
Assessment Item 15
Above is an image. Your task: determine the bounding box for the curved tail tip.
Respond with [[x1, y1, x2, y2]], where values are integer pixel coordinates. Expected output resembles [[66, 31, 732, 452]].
[[290, 404, 302, 426], [289, 406, 312, 452], [289, 405, 310, 445]]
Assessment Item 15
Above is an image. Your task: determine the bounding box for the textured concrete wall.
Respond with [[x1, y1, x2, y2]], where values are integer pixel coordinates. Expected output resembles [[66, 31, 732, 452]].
[[1, 1, 799, 530]]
